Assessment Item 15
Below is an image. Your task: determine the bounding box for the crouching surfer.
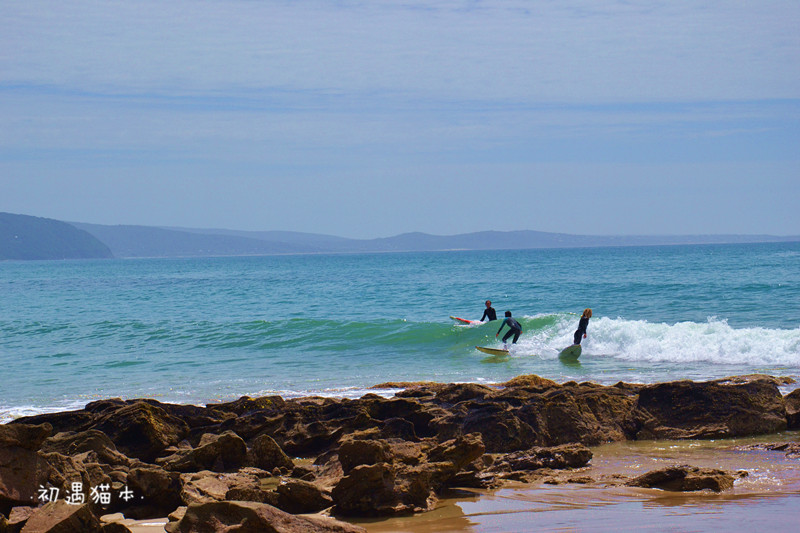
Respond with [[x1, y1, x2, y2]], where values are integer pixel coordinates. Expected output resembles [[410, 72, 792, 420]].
[[496, 311, 522, 349]]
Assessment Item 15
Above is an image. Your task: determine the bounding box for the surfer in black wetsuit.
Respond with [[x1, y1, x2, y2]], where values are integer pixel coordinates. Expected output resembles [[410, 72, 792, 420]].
[[496, 311, 522, 347], [573, 308, 592, 345], [481, 300, 497, 322]]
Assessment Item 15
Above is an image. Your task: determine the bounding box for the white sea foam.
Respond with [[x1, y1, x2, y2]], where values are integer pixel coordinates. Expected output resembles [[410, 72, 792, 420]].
[[520, 314, 800, 366], [0, 400, 88, 424]]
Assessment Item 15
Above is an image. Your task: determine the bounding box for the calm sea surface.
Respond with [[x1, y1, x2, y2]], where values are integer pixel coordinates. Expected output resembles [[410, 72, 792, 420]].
[[2, 242, 799, 421]]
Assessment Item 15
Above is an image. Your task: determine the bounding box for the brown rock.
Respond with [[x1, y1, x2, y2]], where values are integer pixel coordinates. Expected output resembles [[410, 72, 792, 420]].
[[124, 466, 182, 518], [1, 431, 54, 513], [275, 479, 333, 513], [157, 431, 247, 473], [459, 404, 535, 452], [627, 465, 735, 492], [170, 500, 366, 532], [248, 434, 294, 472], [331, 463, 404, 516], [39, 452, 112, 499], [636, 379, 787, 439], [434, 384, 495, 404], [0, 425, 53, 451], [331, 434, 484, 516], [179, 472, 230, 505], [100, 522, 133, 533], [93, 402, 189, 463], [20, 501, 102, 533], [501, 375, 559, 390], [40, 431, 136, 469], [8, 506, 35, 531], [337, 440, 390, 473], [180, 469, 270, 506], [785, 389, 800, 429], [737, 442, 800, 458], [513, 383, 639, 447], [210, 396, 286, 417], [492, 444, 593, 474]]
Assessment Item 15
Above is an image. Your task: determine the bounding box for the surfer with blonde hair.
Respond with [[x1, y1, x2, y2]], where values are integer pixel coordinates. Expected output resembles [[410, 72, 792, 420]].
[[573, 308, 592, 345]]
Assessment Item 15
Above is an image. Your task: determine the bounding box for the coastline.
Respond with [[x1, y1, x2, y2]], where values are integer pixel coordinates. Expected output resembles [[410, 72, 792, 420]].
[[2, 374, 799, 532]]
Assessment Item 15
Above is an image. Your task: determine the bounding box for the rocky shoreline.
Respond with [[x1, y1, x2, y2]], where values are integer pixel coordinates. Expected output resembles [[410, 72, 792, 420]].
[[2, 374, 799, 532]]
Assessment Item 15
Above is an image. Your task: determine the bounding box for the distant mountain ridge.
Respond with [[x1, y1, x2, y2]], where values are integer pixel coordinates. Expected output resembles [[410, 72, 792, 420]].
[[1, 212, 798, 260], [77, 222, 799, 258], [0, 213, 112, 260]]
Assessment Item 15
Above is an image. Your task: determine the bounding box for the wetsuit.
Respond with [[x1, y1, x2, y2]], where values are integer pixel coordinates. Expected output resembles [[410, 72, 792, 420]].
[[497, 317, 522, 344], [573, 316, 590, 345], [481, 306, 497, 321]]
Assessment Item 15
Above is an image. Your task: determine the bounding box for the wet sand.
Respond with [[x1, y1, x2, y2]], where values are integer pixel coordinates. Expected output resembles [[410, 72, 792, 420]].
[[119, 432, 800, 533]]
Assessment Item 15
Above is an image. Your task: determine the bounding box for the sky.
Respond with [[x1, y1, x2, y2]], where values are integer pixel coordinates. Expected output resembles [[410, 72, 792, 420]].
[[1, 1, 799, 239]]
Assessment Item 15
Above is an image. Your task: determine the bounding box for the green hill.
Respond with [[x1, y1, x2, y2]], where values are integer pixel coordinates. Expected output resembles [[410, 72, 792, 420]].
[[0, 212, 113, 260]]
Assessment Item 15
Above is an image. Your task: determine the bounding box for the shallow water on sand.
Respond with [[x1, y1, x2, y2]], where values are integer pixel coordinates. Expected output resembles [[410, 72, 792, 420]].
[[357, 432, 800, 532]]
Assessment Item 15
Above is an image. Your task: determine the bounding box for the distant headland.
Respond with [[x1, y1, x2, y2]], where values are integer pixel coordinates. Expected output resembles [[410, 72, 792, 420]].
[[1, 211, 798, 260]]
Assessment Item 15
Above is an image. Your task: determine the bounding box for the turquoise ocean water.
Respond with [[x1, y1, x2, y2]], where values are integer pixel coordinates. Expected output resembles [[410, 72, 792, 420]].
[[1, 242, 799, 422]]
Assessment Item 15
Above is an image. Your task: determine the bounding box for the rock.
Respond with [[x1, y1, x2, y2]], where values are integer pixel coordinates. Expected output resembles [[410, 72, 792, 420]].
[[124, 466, 183, 518], [100, 523, 133, 533], [458, 404, 535, 453], [737, 442, 800, 458], [164, 506, 187, 532], [513, 383, 639, 447], [331, 463, 404, 516], [785, 389, 800, 429], [248, 434, 294, 472], [93, 402, 189, 463], [20, 501, 102, 533], [1, 428, 55, 514], [501, 375, 560, 390], [427, 433, 485, 471], [337, 439, 390, 473], [0, 424, 53, 451], [331, 434, 484, 516], [210, 396, 286, 417], [8, 506, 35, 531], [157, 431, 247, 473], [180, 469, 271, 507], [39, 452, 112, 499], [434, 384, 495, 405], [492, 444, 593, 474], [180, 472, 230, 505], [636, 379, 787, 439], [170, 500, 366, 532], [40, 430, 137, 469], [275, 478, 333, 513], [627, 465, 736, 492]]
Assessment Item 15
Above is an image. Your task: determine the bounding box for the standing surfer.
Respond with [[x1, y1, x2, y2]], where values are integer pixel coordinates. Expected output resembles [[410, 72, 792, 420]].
[[496, 311, 522, 348], [481, 300, 497, 322], [573, 308, 592, 345]]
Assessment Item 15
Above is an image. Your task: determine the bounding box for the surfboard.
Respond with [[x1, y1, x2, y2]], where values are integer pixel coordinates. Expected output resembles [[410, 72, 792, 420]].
[[450, 316, 483, 326], [476, 346, 509, 356], [558, 344, 582, 360]]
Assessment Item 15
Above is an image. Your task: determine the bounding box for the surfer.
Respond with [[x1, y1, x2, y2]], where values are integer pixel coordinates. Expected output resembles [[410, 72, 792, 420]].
[[496, 311, 522, 348], [480, 300, 497, 321], [573, 308, 592, 345]]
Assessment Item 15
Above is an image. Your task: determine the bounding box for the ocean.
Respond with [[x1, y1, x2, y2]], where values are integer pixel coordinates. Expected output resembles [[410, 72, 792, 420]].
[[2, 241, 799, 422]]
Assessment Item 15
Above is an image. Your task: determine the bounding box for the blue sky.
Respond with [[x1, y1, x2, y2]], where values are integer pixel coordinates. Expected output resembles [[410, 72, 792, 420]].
[[1, 1, 798, 238]]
